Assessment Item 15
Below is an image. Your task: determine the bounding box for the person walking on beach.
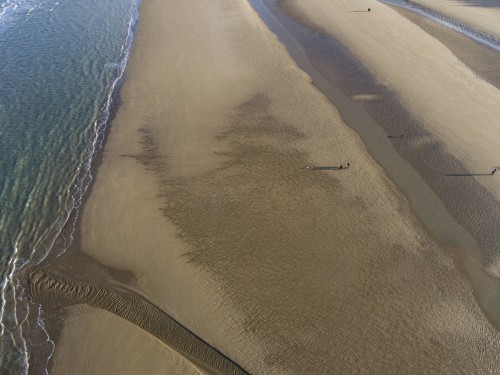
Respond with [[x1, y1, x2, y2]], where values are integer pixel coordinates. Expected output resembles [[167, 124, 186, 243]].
[[339, 162, 350, 170], [492, 168, 497, 175]]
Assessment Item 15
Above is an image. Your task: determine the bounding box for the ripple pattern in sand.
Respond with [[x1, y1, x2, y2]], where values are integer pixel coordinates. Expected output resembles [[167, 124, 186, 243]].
[[21, 267, 248, 375]]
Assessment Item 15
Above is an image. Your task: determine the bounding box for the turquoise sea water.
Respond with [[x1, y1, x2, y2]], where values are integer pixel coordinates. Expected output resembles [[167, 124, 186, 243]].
[[0, 0, 139, 372]]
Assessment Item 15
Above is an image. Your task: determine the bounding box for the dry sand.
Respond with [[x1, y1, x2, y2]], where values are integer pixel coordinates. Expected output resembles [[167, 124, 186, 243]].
[[47, 0, 500, 373], [51, 306, 205, 375]]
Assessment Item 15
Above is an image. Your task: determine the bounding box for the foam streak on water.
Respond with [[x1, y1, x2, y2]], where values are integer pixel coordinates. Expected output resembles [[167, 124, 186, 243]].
[[0, 0, 61, 32], [0, 0, 141, 372], [379, 0, 500, 52], [34, 304, 55, 375], [27, 0, 140, 268]]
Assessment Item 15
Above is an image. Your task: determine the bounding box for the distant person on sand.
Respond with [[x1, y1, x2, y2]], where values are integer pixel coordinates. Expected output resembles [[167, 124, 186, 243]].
[[368, 8, 371, 12], [492, 169, 497, 175], [340, 163, 350, 170]]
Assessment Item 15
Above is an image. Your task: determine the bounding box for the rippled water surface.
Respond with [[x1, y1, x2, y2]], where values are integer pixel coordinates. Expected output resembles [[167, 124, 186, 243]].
[[0, 0, 139, 372]]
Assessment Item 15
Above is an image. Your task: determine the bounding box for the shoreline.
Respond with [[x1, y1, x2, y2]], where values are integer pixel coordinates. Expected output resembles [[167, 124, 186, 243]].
[[24, 0, 500, 373], [25, 0, 255, 372], [22, 266, 248, 374], [20, 1, 248, 373], [15, 2, 143, 372], [20, 9, 140, 375]]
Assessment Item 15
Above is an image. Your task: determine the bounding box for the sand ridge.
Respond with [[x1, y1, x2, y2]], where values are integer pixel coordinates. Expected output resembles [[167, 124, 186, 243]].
[[23, 267, 247, 374], [50, 307, 206, 375], [411, 0, 500, 40]]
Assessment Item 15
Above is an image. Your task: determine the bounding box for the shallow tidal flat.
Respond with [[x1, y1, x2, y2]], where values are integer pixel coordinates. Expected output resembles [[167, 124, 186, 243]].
[[41, 0, 500, 374]]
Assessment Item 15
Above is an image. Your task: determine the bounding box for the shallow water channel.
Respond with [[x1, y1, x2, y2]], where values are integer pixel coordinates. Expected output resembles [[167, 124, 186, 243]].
[[248, 0, 500, 329]]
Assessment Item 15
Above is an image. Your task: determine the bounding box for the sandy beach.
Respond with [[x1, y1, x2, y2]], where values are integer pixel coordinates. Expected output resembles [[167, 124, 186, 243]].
[[29, 0, 500, 373], [50, 307, 204, 375]]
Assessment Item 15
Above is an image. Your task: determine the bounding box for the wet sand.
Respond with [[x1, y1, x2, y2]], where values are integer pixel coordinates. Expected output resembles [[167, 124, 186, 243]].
[[411, 0, 500, 40], [391, 3, 500, 89], [23, 266, 245, 374], [269, 0, 500, 316], [280, 0, 500, 276], [32, 0, 500, 374], [282, 0, 500, 203]]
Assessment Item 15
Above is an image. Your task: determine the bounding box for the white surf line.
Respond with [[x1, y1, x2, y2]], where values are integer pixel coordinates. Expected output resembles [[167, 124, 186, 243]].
[[36, 304, 55, 375], [15, 283, 30, 375], [0, 241, 21, 336], [0, 0, 138, 372], [378, 0, 500, 53], [25, 0, 141, 267], [0, 241, 30, 373], [14, 0, 141, 365]]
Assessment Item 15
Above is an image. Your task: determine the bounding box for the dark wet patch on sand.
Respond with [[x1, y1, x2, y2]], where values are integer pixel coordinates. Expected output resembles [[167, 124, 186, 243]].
[[121, 127, 167, 175], [216, 93, 306, 142]]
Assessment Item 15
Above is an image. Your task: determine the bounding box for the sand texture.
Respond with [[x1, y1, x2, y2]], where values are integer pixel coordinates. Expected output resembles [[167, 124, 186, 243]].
[[24, 267, 247, 374], [44, 0, 500, 374], [390, 4, 500, 89], [50, 307, 206, 375], [283, 0, 500, 203], [411, 0, 500, 40]]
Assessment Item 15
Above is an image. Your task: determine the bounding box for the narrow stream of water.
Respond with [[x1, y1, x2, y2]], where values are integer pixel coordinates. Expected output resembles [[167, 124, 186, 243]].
[[249, 0, 474, 248], [248, 0, 500, 329]]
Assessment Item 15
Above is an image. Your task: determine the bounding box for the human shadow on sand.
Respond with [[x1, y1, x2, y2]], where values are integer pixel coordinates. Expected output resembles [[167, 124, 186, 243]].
[[307, 166, 341, 171], [442, 172, 493, 177]]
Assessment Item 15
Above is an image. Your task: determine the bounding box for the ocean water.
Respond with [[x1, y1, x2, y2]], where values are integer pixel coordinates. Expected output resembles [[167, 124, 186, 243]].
[[0, 0, 140, 372]]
